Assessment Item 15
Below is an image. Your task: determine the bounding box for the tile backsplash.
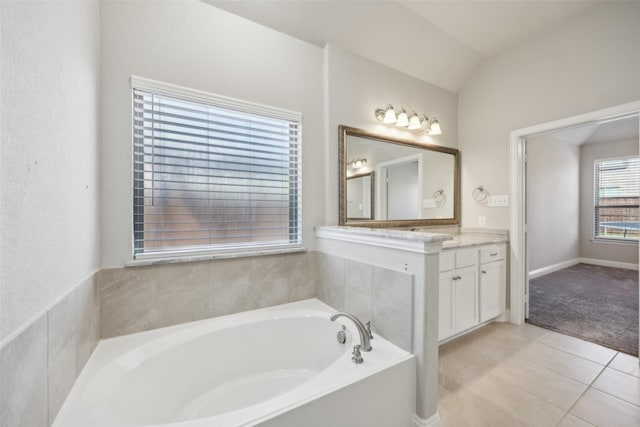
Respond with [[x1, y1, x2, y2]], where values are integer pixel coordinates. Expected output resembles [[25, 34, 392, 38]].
[[0, 273, 100, 427], [98, 252, 317, 338], [316, 252, 414, 352]]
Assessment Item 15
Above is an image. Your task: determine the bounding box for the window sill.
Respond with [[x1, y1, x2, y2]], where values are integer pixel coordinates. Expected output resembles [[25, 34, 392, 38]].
[[125, 246, 307, 268], [589, 237, 639, 246]]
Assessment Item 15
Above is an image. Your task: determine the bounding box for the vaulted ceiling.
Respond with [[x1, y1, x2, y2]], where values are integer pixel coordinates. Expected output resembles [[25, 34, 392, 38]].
[[205, 0, 604, 92]]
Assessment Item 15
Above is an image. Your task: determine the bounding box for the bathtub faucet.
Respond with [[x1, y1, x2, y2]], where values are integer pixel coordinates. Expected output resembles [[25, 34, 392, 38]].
[[330, 312, 372, 352]]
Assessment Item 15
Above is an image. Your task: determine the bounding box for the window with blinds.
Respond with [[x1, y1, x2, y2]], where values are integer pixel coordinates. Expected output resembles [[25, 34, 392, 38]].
[[132, 78, 302, 259], [594, 157, 639, 241]]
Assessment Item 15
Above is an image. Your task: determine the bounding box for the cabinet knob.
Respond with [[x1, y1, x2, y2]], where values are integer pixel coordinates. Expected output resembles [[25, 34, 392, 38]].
[[481, 270, 487, 274], [490, 252, 498, 256]]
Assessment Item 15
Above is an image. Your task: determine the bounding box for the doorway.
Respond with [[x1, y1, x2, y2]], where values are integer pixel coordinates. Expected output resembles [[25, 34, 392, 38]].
[[509, 100, 640, 351], [524, 116, 639, 354], [376, 154, 421, 220]]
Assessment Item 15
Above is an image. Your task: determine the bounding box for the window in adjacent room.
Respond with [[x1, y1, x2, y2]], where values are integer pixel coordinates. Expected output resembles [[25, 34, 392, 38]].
[[132, 77, 302, 259], [593, 157, 639, 241]]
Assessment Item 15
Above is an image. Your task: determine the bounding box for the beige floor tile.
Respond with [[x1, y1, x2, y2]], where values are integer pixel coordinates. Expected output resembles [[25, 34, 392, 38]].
[[592, 367, 640, 406], [444, 328, 531, 372], [491, 357, 588, 410], [556, 414, 595, 427], [609, 352, 640, 378], [489, 321, 550, 342], [438, 351, 486, 393], [467, 371, 566, 427], [438, 384, 453, 402], [570, 388, 640, 427], [516, 341, 605, 385], [538, 332, 617, 365], [439, 387, 525, 427]]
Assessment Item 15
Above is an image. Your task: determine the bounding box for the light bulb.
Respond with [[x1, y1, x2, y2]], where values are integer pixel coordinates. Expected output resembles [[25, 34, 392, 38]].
[[374, 108, 385, 122], [355, 160, 362, 169], [421, 115, 431, 133], [396, 108, 409, 127], [407, 112, 422, 130], [383, 104, 397, 124], [429, 118, 441, 135]]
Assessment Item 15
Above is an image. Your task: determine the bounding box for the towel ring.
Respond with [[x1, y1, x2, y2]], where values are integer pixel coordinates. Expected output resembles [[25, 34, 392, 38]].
[[433, 189, 446, 204], [472, 186, 490, 202]]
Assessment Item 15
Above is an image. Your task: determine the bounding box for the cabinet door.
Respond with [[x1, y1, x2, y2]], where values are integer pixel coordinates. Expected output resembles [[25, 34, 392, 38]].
[[480, 260, 506, 322], [454, 266, 478, 332], [439, 272, 455, 341]]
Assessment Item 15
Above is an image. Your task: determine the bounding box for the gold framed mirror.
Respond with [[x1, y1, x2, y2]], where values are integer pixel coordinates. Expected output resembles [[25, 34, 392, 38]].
[[339, 125, 460, 227]]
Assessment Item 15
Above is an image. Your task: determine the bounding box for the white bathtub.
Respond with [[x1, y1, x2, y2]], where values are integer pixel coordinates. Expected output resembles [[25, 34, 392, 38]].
[[54, 299, 416, 427]]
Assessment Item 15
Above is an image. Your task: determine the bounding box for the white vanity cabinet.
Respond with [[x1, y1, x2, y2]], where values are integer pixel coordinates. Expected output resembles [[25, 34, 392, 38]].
[[438, 249, 479, 341], [439, 243, 506, 342], [479, 245, 506, 323]]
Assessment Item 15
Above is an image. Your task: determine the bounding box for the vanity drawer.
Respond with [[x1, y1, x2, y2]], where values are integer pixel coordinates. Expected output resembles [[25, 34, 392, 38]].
[[480, 245, 505, 263], [456, 249, 478, 268], [440, 249, 477, 272], [440, 251, 455, 272]]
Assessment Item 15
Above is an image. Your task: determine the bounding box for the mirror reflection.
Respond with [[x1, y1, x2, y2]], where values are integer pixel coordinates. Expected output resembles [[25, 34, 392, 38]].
[[346, 172, 374, 220], [340, 126, 460, 227]]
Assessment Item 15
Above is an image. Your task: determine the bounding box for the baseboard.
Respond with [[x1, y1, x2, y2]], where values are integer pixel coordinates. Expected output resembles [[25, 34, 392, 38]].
[[528, 258, 580, 280], [412, 413, 440, 427], [579, 257, 639, 271]]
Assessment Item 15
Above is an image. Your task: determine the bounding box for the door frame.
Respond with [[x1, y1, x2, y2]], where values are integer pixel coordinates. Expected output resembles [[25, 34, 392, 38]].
[[376, 153, 422, 220], [509, 100, 640, 325]]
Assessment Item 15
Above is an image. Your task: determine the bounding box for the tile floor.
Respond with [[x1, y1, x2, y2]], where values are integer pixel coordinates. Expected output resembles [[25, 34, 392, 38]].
[[438, 322, 640, 426]]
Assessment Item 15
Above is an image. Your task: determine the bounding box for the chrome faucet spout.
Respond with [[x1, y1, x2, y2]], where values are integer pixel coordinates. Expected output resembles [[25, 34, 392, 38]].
[[330, 312, 372, 351]]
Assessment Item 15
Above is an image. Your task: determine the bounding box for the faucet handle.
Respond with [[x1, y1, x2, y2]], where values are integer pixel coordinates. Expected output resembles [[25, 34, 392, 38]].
[[366, 321, 374, 340], [352, 345, 364, 364]]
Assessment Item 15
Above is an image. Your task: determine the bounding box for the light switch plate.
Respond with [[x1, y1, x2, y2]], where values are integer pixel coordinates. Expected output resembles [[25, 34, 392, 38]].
[[488, 195, 509, 207]]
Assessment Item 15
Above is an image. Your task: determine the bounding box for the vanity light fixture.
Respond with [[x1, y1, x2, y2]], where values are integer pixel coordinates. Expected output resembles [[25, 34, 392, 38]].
[[429, 118, 442, 135], [374, 105, 442, 135], [395, 108, 409, 127], [349, 158, 367, 170], [407, 111, 422, 130], [382, 104, 397, 124]]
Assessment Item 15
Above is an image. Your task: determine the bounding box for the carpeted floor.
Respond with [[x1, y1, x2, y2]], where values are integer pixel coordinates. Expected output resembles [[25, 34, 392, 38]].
[[527, 263, 638, 356]]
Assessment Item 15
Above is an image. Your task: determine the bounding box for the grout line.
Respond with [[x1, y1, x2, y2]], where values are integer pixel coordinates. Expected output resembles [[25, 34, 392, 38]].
[[560, 351, 619, 425], [536, 334, 616, 366]]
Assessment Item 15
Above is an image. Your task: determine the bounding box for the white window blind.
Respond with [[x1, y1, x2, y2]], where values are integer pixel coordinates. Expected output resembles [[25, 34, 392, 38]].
[[132, 79, 302, 259], [594, 157, 639, 241]]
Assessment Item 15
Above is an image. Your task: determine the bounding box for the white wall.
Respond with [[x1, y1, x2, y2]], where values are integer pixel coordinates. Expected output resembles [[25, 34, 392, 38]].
[[100, 0, 324, 267], [459, 1, 640, 230], [325, 43, 458, 225], [526, 140, 580, 271], [0, 0, 101, 342], [580, 139, 639, 264]]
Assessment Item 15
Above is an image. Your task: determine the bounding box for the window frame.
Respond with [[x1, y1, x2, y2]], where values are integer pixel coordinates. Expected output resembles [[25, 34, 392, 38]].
[[130, 76, 303, 261], [593, 155, 639, 243]]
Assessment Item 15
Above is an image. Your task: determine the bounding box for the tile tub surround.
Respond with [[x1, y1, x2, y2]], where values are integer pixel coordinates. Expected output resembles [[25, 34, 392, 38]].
[[316, 252, 414, 351], [0, 273, 100, 427], [99, 251, 317, 338]]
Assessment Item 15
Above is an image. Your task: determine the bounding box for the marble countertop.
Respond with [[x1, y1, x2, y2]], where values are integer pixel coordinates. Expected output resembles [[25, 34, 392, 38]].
[[316, 226, 508, 250], [315, 225, 453, 243], [442, 229, 509, 249]]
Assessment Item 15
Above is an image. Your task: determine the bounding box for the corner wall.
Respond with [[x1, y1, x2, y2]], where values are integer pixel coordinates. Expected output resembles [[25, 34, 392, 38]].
[[459, 1, 640, 230], [0, 0, 100, 347], [526, 140, 580, 271], [0, 1, 101, 425]]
